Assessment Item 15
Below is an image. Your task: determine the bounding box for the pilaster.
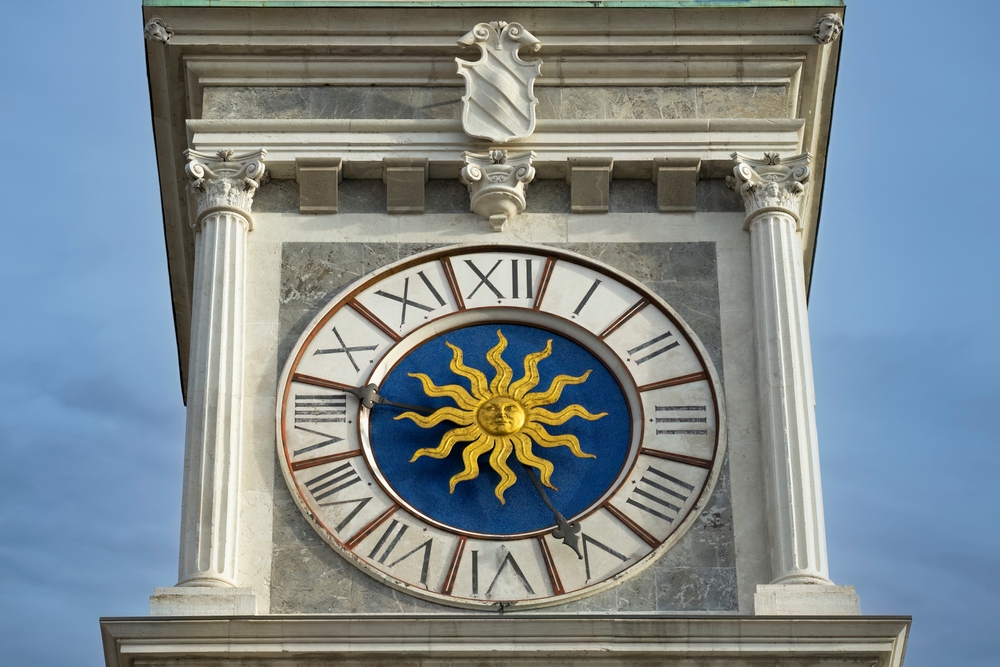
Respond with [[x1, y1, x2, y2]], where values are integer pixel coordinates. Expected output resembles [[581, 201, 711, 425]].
[[729, 152, 859, 615], [157, 149, 265, 611]]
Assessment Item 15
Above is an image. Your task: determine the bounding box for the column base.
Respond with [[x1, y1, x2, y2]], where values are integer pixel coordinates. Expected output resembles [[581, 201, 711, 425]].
[[755, 584, 860, 616], [149, 587, 259, 616]]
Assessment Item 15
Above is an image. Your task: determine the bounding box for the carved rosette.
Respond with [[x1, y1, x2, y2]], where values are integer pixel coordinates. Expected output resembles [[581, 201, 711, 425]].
[[184, 149, 267, 229], [460, 150, 536, 231], [728, 152, 812, 231]]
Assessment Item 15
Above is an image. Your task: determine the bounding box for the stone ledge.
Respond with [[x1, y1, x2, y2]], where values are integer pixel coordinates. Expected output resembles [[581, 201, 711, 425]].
[[149, 587, 258, 617], [755, 584, 861, 616], [102, 614, 909, 667]]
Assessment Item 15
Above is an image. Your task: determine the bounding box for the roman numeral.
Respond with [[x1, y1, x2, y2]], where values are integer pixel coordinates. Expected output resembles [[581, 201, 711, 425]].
[[486, 550, 535, 596], [510, 259, 533, 299], [313, 327, 378, 372], [627, 331, 680, 364], [582, 533, 629, 581], [471, 550, 479, 595], [572, 279, 602, 316], [654, 405, 708, 435], [294, 394, 347, 424], [321, 496, 373, 533], [304, 462, 363, 502], [292, 425, 345, 457], [374, 271, 446, 326], [464, 259, 534, 300], [626, 467, 695, 523], [368, 519, 433, 583], [386, 537, 434, 587]]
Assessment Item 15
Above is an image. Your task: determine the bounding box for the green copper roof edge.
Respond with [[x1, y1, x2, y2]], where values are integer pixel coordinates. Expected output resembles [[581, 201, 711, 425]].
[[143, 1, 844, 8]]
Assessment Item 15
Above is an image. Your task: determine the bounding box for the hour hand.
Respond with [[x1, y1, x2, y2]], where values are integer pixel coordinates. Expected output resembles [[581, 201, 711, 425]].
[[520, 463, 583, 559], [343, 383, 433, 415]]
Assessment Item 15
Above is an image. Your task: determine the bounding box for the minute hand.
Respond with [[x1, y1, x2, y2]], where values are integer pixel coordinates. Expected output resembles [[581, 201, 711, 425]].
[[518, 461, 583, 559]]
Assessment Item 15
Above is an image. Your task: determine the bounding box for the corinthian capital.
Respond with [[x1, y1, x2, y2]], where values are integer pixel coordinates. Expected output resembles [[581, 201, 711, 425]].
[[184, 149, 267, 228], [728, 152, 811, 230]]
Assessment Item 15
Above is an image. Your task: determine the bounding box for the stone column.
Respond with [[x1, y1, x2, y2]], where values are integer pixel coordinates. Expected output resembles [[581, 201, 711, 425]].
[[177, 149, 266, 588], [729, 152, 859, 614]]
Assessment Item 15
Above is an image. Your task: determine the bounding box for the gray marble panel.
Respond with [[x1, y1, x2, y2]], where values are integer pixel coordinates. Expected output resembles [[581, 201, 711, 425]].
[[253, 179, 299, 213], [339, 180, 387, 214], [698, 178, 744, 213], [272, 242, 735, 613], [609, 180, 658, 214], [525, 180, 570, 213], [202, 86, 786, 120], [425, 180, 469, 214]]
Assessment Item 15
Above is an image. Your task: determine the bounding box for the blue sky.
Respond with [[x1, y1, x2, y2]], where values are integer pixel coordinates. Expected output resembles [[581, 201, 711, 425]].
[[0, 1, 996, 665]]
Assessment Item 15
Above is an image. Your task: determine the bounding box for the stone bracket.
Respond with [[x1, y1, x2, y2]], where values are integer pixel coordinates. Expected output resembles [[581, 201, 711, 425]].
[[567, 157, 614, 214], [652, 157, 701, 213], [295, 157, 343, 214], [383, 157, 429, 214]]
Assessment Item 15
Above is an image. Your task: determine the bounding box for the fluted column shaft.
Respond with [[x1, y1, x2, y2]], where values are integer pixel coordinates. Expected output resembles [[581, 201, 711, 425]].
[[730, 152, 832, 586], [177, 149, 266, 587]]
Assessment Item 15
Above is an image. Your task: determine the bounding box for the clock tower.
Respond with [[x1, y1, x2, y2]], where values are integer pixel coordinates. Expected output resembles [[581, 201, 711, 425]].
[[102, 2, 911, 665]]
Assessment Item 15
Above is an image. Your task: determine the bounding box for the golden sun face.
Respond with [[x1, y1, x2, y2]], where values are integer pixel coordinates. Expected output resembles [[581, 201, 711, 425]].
[[395, 330, 607, 504]]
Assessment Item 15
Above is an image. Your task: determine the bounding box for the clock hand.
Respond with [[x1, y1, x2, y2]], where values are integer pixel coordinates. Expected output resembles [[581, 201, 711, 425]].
[[342, 383, 434, 415], [519, 462, 583, 559]]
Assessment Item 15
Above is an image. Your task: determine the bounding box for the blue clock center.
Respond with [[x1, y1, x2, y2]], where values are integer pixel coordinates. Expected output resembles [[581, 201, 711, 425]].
[[368, 322, 632, 537]]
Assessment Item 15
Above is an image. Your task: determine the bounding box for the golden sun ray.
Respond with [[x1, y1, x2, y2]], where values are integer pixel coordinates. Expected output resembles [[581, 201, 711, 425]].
[[521, 422, 595, 460], [406, 372, 478, 411], [395, 406, 474, 428], [528, 405, 608, 425], [486, 331, 514, 396], [508, 340, 552, 399], [489, 438, 516, 503], [409, 423, 481, 461], [512, 432, 556, 490], [446, 342, 490, 400], [448, 433, 495, 492], [397, 330, 607, 501], [521, 370, 592, 408]]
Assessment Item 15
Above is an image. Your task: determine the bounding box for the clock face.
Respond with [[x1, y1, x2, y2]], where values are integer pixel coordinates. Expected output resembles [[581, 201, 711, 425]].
[[276, 244, 726, 609]]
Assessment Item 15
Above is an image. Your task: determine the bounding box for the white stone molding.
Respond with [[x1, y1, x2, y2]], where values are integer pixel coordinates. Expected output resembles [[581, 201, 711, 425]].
[[101, 615, 911, 667], [187, 118, 804, 181], [456, 22, 541, 143], [175, 149, 266, 589], [729, 152, 833, 589], [460, 149, 536, 231], [813, 14, 844, 44], [144, 17, 173, 43]]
